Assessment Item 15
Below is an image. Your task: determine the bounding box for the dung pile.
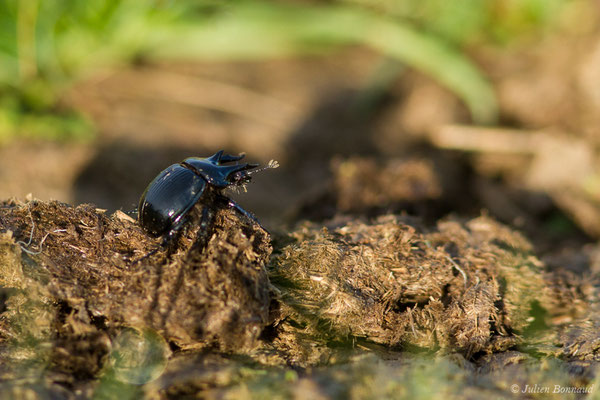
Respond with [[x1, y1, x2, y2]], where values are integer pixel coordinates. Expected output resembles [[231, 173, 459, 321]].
[[270, 214, 549, 357], [0, 197, 597, 397], [0, 198, 272, 381]]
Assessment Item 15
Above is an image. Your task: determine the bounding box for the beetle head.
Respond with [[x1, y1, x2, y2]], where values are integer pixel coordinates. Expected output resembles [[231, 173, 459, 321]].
[[183, 150, 276, 189], [224, 158, 279, 189]]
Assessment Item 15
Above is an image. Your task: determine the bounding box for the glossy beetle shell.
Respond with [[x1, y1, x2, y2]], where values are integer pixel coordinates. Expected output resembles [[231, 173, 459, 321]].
[[138, 150, 259, 238], [138, 164, 207, 237]]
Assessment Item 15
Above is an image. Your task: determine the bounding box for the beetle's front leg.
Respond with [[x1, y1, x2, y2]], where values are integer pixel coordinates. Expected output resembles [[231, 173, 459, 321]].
[[215, 194, 264, 230]]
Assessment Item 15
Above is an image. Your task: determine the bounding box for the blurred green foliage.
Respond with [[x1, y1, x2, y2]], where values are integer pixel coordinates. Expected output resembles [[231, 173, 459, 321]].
[[345, 0, 566, 44], [0, 0, 570, 142]]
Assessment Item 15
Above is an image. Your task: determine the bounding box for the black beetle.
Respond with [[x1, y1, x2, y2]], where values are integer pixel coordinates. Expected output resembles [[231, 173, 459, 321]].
[[138, 150, 277, 249]]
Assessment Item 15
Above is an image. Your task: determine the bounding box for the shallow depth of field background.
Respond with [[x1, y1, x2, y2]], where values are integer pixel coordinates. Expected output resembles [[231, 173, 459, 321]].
[[2, 0, 598, 233], [3, 1, 600, 396]]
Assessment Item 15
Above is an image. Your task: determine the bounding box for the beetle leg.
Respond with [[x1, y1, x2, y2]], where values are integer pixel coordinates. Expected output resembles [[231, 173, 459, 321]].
[[130, 222, 181, 264], [130, 245, 161, 265], [132, 205, 214, 265], [162, 223, 182, 253], [192, 205, 215, 253], [216, 194, 264, 229]]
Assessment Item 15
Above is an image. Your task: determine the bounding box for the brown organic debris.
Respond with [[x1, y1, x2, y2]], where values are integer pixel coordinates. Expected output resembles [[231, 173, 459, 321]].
[[0, 198, 272, 379], [332, 157, 442, 213], [271, 214, 549, 357], [0, 197, 597, 397]]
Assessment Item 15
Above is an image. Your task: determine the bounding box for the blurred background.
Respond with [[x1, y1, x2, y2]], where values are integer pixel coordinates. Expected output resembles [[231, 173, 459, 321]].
[[1, 0, 600, 261]]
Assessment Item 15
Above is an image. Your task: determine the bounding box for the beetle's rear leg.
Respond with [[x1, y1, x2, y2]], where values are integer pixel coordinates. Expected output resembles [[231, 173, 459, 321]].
[[189, 205, 216, 253], [160, 205, 216, 256], [130, 223, 182, 265], [131, 205, 215, 264]]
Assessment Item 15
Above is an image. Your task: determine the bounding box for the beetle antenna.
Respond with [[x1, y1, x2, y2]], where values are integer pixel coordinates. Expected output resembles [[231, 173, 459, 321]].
[[248, 160, 279, 175]]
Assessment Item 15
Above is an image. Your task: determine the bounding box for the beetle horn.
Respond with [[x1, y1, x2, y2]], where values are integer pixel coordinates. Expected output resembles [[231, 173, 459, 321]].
[[206, 150, 225, 163], [220, 153, 246, 163], [207, 150, 246, 164]]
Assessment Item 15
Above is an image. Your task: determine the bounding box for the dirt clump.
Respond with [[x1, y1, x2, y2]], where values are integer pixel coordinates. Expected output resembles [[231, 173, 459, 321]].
[[0, 197, 597, 397], [270, 214, 550, 358], [0, 198, 272, 380]]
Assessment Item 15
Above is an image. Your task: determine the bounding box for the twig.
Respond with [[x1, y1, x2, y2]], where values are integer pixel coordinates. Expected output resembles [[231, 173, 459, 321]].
[[17, 211, 67, 256], [445, 255, 468, 287]]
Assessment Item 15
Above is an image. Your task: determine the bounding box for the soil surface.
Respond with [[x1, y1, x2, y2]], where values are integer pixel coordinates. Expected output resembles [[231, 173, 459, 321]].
[[1, 21, 600, 399]]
